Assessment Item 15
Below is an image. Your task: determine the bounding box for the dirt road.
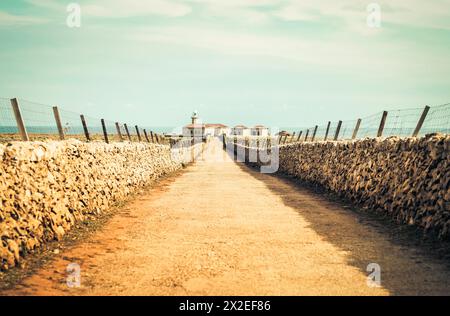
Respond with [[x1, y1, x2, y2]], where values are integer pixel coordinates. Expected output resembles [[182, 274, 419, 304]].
[[3, 140, 450, 295]]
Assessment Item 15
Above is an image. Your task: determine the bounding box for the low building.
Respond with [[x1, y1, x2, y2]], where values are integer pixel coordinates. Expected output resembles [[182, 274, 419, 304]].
[[277, 130, 291, 137], [231, 125, 251, 136], [251, 125, 269, 136], [182, 112, 230, 138], [204, 124, 230, 137]]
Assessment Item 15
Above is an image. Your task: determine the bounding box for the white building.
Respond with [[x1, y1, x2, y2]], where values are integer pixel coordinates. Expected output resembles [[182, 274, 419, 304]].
[[251, 125, 269, 136], [231, 125, 251, 136], [182, 112, 230, 138]]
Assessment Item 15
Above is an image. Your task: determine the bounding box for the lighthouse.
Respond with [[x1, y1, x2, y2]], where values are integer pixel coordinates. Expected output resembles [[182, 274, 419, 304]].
[[191, 111, 199, 124]]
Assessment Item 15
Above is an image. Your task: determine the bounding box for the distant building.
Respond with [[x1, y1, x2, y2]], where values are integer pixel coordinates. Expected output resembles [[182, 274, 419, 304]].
[[231, 125, 251, 136], [277, 130, 291, 137], [251, 125, 269, 136], [182, 112, 230, 137]]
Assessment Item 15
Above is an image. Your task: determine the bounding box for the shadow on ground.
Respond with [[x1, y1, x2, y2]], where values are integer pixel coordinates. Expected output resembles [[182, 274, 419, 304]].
[[234, 160, 450, 295]]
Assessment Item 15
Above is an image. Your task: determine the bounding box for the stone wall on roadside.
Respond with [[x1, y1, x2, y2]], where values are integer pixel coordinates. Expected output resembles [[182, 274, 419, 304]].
[[0, 140, 191, 270], [232, 134, 450, 239]]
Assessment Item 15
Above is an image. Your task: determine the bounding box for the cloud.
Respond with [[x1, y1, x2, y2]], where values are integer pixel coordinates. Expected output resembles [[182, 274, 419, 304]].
[[0, 11, 48, 26], [26, 0, 65, 11], [130, 25, 383, 68], [272, 0, 450, 31], [82, 0, 191, 18], [27, 0, 191, 18]]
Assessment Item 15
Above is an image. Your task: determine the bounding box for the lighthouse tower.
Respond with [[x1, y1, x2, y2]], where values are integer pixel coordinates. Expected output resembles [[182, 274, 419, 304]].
[[191, 111, 199, 124]]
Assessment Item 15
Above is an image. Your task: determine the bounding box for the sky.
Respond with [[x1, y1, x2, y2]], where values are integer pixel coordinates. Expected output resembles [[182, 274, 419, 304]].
[[0, 0, 449, 128]]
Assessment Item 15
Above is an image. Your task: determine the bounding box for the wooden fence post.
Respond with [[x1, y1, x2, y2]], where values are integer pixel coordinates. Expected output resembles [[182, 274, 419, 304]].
[[377, 111, 388, 137], [143, 129, 150, 142], [324, 121, 331, 141], [52, 106, 65, 140], [124, 123, 131, 141], [115, 122, 123, 141], [304, 129, 309, 142], [10, 98, 29, 141], [135, 125, 141, 142], [80, 115, 90, 141], [296, 131, 303, 142], [150, 131, 155, 143], [278, 135, 282, 144], [334, 120, 342, 141], [101, 119, 109, 144], [290, 131, 296, 143], [352, 119, 361, 140], [412, 106, 430, 137], [311, 125, 318, 141], [155, 133, 160, 144], [283, 134, 288, 144]]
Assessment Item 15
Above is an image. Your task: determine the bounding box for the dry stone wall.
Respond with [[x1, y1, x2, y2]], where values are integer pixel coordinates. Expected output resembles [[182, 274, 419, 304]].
[[234, 134, 450, 239], [0, 140, 188, 270]]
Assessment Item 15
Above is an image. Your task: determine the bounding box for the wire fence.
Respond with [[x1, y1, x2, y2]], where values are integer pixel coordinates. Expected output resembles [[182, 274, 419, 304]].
[[275, 103, 449, 143], [0, 97, 169, 144], [1, 97, 449, 144]]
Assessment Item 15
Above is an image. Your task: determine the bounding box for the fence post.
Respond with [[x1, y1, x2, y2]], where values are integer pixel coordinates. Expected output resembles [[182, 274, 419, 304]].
[[52, 106, 65, 140], [290, 131, 296, 143], [377, 111, 388, 137], [412, 106, 430, 137], [150, 131, 155, 143], [304, 129, 309, 142], [101, 119, 109, 144], [115, 122, 123, 141], [324, 121, 331, 141], [155, 133, 160, 144], [124, 123, 131, 141], [80, 115, 90, 141], [278, 135, 282, 144], [311, 125, 318, 141], [283, 134, 288, 144], [352, 119, 361, 140], [10, 98, 29, 141], [143, 129, 150, 142], [334, 120, 342, 141], [135, 125, 141, 142], [296, 131, 303, 142]]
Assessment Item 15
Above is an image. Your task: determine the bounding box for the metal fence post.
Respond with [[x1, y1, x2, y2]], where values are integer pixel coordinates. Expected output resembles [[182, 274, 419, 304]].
[[304, 129, 309, 142], [52, 106, 65, 140], [80, 115, 90, 141], [101, 119, 109, 144], [377, 111, 388, 137], [296, 131, 303, 142], [334, 120, 342, 141], [352, 118, 361, 140], [10, 98, 29, 141], [412, 106, 430, 137]]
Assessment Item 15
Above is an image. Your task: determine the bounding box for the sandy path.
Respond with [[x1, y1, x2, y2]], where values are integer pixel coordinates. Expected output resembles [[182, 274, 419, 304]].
[[3, 141, 450, 295]]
